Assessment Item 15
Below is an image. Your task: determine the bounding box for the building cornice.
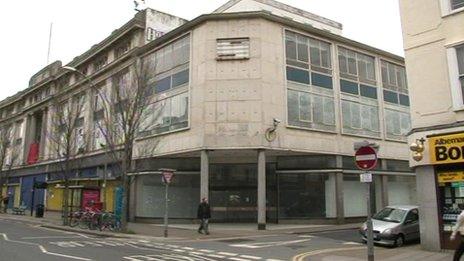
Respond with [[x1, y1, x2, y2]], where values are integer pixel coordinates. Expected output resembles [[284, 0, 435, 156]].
[[139, 11, 404, 63], [407, 121, 464, 136], [0, 10, 404, 114], [213, 0, 343, 30]]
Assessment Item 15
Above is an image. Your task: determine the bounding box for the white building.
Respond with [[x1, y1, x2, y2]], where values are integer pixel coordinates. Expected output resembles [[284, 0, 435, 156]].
[[399, 0, 464, 251]]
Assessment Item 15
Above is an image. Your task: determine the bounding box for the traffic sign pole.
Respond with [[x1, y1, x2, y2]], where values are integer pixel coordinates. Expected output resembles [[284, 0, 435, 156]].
[[164, 182, 169, 238], [160, 169, 175, 238], [366, 178, 374, 261], [355, 145, 378, 261]]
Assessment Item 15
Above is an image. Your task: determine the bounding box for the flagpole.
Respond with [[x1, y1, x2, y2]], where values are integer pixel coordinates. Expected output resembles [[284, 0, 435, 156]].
[[46, 22, 53, 65]]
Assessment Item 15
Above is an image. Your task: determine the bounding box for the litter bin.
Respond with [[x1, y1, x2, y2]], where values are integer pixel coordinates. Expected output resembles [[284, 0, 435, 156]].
[[35, 204, 44, 218]]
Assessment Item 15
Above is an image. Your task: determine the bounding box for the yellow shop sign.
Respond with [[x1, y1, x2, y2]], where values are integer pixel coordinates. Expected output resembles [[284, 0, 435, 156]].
[[429, 132, 464, 164], [438, 171, 464, 183]]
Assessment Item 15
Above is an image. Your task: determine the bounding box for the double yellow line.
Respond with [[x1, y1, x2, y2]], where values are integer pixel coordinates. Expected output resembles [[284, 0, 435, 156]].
[[292, 246, 366, 261]]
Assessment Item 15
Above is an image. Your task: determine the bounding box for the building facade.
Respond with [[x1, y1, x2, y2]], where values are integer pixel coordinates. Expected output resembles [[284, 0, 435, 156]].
[[0, 0, 414, 228], [399, 0, 464, 251]]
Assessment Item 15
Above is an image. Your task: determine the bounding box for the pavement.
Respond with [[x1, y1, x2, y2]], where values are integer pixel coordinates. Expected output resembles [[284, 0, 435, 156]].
[[0, 210, 456, 261], [0, 210, 362, 240]]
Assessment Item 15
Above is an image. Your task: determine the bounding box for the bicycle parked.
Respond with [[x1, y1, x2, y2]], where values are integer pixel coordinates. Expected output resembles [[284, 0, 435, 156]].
[[69, 208, 121, 231], [99, 212, 121, 232]]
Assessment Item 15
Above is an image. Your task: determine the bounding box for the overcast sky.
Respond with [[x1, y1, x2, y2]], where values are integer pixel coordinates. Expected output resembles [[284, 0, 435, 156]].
[[0, 0, 404, 101]]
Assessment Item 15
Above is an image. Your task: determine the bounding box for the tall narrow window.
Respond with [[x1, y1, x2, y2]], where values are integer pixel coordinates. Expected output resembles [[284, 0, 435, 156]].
[[381, 60, 409, 107], [457, 45, 464, 101]]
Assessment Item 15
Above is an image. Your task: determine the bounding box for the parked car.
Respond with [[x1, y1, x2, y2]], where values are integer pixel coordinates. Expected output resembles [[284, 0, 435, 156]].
[[359, 205, 419, 247]]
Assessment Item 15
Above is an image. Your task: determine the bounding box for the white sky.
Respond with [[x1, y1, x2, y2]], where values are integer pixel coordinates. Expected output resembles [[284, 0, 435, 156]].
[[0, 0, 404, 101]]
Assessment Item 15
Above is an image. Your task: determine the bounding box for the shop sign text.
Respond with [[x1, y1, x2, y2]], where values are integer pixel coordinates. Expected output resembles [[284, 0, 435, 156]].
[[437, 171, 464, 183], [429, 133, 464, 164]]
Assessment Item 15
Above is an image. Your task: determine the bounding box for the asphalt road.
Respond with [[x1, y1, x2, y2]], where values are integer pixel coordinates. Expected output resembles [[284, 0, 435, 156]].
[[0, 217, 413, 261]]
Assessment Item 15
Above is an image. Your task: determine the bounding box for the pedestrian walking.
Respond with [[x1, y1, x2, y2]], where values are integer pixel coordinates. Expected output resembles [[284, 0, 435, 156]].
[[2, 195, 9, 213], [197, 198, 211, 235], [451, 206, 464, 261]]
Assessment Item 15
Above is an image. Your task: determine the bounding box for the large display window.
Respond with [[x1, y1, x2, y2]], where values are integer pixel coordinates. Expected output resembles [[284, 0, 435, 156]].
[[279, 172, 334, 219], [210, 164, 258, 222], [437, 167, 464, 249], [135, 173, 200, 219]]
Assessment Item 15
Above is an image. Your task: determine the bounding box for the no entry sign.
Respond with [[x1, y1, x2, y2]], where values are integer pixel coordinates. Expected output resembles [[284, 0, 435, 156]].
[[355, 146, 378, 170]]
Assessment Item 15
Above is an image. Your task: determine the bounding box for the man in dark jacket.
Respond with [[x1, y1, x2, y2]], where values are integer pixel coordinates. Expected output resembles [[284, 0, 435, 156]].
[[2, 195, 9, 213], [197, 198, 211, 235]]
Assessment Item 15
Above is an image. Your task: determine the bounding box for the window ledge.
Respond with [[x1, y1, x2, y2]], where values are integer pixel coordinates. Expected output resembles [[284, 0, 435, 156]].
[[384, 137, 408, 143], [443, 6, 464, 17], [135, 126, 190, 142], [286, 124, 338, 134], [340, 131, 383, 141], [453, 105, 464, 112]]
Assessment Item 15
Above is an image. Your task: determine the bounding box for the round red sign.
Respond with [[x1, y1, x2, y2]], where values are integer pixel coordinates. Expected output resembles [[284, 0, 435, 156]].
[[355, 146, 378, 170]]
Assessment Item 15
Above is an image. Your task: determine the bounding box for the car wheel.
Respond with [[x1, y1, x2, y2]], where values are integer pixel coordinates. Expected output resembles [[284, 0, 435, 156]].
[[394, 234, 404, 247]]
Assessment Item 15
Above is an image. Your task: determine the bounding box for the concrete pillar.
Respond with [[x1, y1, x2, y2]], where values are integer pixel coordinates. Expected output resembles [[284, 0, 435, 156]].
[[257, 150, 266, 230], [128, 175, 137, 222], [335, 172, 345, 224], [39, 108, 48, 159], [334, 155, 344, 224], [380, 159, 389, 208], [381, 175, 389, 208], [84, 89, 93, 151], [416, 165, 441, 251], [200, 150, 209, 200]]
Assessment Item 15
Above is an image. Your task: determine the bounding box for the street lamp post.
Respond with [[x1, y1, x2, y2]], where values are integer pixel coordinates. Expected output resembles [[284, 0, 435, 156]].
[[62, 66, 107, 209], [63, 66, 113, 213]]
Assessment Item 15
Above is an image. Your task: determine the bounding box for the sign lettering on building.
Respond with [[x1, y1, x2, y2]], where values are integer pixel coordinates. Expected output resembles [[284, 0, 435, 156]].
[[429, 132, 464, 164], [437, 171, 464, 183]]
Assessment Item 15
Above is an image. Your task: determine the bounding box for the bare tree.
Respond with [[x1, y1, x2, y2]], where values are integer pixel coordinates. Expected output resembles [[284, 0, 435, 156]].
[[0, 125, 13, 199], [47, 91, 87, 225], [94, 57, 159, 231], [0, 124, 21, 208]]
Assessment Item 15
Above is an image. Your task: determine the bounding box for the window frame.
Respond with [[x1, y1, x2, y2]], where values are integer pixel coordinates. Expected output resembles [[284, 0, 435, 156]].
[[287, 87, 337, 131], [138, 91, 189, 138], [440, 0, 464, 16], [284, 29, 336, 132], [383, 106, 411, 140], [379, 59, 410, 108], [338, 46, 376, 83], [447, 43, 464, 111], [340, 98, 380, 135], [285, 30, 333, 72], [452, 0, 464, 10]]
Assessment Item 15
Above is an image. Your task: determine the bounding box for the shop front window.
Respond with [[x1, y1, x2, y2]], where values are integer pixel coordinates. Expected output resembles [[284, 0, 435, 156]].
[[343, 175, 368, 217], [210, 164, 257, 222], [278, 173, 333, 218], [437, 168, 464, 248], [135, 173, 199, 218], [387, 175, 417, 206]]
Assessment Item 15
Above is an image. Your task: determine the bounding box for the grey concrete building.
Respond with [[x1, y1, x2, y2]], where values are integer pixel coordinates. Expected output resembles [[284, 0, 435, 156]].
[[0, 0, 414, 228]]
